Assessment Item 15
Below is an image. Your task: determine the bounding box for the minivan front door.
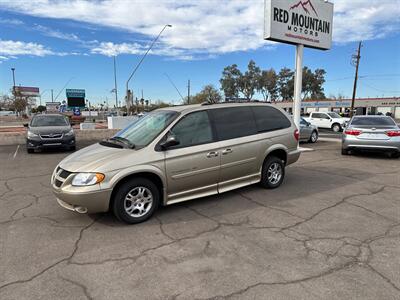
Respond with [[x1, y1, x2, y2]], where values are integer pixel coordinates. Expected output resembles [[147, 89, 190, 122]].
[[163, 111, 220, 204]]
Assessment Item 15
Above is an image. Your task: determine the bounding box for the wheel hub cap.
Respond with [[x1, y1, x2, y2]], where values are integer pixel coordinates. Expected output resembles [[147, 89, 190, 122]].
[[124, 187, 153, 218], [267, 163, 282, 184]]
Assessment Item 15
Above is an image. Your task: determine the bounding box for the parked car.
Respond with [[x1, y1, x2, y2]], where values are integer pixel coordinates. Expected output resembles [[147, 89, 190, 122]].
[[304, 112, 350, 132], [299, 117, 319, 143], [341, 115, 400, 157], [52, 103, 301, 224], [25, 114, 76, 153]]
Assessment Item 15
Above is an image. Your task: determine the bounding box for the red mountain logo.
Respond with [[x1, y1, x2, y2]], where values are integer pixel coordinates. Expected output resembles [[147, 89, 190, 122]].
[[290, 0, 318, 16]]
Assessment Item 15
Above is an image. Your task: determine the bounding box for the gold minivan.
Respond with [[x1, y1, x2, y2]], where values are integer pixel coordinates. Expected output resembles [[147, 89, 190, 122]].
[[52, 103, 300, 223]]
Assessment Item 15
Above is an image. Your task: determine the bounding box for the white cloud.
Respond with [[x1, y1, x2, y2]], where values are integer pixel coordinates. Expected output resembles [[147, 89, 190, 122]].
[[0, 0, 399, 59], [0, 18, 24, 25], [0, 40, 54, 56], [33, 24, 80, 42]]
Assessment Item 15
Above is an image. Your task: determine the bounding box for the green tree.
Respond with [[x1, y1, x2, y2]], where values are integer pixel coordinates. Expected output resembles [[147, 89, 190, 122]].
[[37, 105, 46, 113], [220, 64, 242, 100], [258, 68, 278, 101], [238, 60, 261, 100], [277, 67, 294, 101], [190, 85, 222, 104], [301, 67, 326, 100], [310, 68, 326, 99]]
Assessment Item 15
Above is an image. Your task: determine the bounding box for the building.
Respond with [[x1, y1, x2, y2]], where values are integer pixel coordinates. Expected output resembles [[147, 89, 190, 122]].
[[271, 97, 400, 118]]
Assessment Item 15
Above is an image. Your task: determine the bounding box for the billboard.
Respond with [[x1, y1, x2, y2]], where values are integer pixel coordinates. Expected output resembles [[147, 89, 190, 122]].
[[66, 89, 85, 98], [67, 97, 85, 107], [264, 0, 333, 50], [14, 86, 40, 97]]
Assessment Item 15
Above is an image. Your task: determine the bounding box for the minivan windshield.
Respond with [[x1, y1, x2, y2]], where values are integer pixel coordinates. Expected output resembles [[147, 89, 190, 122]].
[[113, 110, 178, 148], [31, 115, 69, 127]]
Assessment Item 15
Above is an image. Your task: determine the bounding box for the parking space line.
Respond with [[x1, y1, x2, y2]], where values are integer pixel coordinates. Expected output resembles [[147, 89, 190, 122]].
[[13, 145, 20, 159]]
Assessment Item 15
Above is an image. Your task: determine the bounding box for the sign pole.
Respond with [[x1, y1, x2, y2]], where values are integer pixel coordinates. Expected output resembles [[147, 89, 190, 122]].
[[293, 44, 303, 130]]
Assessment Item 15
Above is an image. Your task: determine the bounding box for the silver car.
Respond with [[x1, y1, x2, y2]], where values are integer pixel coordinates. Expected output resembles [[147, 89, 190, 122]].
[[342, 116, 400, 157], [299, 117, 318, 143], [52, 103, 301, 224]]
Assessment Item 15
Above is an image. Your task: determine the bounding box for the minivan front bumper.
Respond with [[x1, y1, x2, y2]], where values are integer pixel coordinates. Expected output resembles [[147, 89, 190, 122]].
[[51, 167, 112, 214]]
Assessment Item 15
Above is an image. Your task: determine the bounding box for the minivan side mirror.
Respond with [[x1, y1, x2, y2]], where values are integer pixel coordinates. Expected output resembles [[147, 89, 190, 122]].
[[23, 123, 29, 128], [160, 135, 180, 150]]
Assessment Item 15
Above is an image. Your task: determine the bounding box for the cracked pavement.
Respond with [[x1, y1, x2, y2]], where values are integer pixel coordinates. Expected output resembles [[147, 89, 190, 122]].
[[0, 141, 399, 299]]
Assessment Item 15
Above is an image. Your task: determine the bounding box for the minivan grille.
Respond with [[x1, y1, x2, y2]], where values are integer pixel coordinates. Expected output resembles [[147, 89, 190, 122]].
[[54, 167, 72, 188]]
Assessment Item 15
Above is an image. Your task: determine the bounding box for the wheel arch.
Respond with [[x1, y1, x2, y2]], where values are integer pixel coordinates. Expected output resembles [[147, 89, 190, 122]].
[[109, 171, 165, 211]]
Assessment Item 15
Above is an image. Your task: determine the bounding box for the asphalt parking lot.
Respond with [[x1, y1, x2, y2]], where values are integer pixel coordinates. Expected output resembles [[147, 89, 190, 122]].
[[0, 140, 399, 299]]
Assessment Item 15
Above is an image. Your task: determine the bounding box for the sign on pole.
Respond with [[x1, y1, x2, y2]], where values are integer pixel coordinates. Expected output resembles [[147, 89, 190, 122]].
[[66, 89, 85, 107], [264, 0, 333, 129]]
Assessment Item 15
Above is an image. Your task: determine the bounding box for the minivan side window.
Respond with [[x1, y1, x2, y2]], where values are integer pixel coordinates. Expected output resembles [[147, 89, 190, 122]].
[[251, 106, 291, 132], [209, 107, 257, 141], [169, 111, 213, 148]]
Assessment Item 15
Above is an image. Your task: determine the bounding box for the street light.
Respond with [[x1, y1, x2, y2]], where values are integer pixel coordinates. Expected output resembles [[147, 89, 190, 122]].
[[125, 24, 172, 112], [11, 68, 16, 95]]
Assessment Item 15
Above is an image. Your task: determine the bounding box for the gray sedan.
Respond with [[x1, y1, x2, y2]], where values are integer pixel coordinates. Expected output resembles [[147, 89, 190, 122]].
[[342, 116, 400, 158], [299, 117, 319, 143]]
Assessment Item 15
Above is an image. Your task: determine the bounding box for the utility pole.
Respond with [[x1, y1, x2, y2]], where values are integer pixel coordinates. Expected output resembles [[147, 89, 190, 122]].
[[187, 80, 190, 105], [350, 41, 362, 117], [113, 56, 118, 108], [51, 89, 54, 102]]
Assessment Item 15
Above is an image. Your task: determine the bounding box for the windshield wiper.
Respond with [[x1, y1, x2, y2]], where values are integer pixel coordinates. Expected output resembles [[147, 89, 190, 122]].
[[109, 136, 135, 149]]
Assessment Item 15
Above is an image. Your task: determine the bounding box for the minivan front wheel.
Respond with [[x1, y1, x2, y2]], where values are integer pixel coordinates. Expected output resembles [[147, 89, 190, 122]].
[[112, 178, 159, 224], [260, 156, 285, 189]]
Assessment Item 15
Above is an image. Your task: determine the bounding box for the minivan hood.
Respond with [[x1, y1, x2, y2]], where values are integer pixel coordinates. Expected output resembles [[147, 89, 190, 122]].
[[29, 126, 71, 134], [59, 143, 133, 172]]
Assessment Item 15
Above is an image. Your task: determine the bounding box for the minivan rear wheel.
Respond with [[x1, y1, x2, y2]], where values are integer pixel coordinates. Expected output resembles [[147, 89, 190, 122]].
[[112, 178, 159, 224], [260, 156, 285, 189]]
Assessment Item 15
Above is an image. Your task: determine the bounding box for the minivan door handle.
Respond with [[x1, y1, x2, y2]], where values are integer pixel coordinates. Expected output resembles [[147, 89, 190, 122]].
[[222, 148, 233, 155], [206, 151, 219, 158]]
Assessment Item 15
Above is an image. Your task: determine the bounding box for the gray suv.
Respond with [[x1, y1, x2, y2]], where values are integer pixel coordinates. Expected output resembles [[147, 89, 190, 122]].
[[26, 114, 75, 153], [52, 103, 300, 224]]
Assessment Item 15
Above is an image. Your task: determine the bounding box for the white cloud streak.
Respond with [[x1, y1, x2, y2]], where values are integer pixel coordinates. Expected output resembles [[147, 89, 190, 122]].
[[0, 40, 54, 56], [0, 0, 398, 59]]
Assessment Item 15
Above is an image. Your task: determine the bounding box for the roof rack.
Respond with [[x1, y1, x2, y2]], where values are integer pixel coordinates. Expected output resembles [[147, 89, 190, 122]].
[[201, 100, 265, 106]]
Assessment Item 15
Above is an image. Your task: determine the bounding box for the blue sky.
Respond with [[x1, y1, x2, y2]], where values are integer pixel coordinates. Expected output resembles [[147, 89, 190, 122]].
[[0, 0, 399, 106]]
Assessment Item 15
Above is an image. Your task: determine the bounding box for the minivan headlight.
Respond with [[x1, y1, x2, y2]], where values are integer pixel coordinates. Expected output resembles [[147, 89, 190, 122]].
[[27, 131, 39, 138], [72, 173, 105, 186], [65, 129, 74, 136]]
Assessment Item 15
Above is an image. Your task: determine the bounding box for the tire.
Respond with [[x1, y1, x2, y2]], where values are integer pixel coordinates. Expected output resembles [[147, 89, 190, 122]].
[[388, 152, 400, 159], [112, 178, 160, 224], [341, 148, 349, 155], [308, 130, 318, 143], [260, 156, 285, 189], [332, 123, 341, 133], [69, 146, 76, 151], [27, 148, 34, 153]]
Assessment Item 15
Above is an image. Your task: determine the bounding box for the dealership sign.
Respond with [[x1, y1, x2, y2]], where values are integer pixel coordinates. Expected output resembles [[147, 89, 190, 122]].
[[264, 0, 333, 50], [14, 86, 40, 97]]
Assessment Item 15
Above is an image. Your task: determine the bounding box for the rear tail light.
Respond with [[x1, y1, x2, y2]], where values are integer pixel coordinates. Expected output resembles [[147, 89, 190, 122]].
[[386, 130, 400, 137], [294, 129, 299, 141], [344, 129, 362, 136]]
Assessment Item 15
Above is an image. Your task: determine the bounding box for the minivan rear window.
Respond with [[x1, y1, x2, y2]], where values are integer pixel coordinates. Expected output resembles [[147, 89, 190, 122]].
[[210, 107, 257, 141], [251, 106, 291, 132], [351, 117, 396, 126]]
